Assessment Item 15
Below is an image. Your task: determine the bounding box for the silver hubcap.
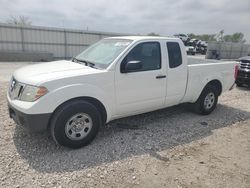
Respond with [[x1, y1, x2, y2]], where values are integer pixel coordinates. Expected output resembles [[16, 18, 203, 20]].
[[204, 92, 215, 110], [65, 113, 93, 140]]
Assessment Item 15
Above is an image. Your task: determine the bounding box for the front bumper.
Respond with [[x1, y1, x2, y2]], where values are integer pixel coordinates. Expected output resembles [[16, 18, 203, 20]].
[[8, 102, 51, 133]]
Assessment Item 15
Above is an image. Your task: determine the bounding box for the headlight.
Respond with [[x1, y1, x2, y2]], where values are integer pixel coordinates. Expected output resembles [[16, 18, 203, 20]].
[[20, 85, 48, 102]]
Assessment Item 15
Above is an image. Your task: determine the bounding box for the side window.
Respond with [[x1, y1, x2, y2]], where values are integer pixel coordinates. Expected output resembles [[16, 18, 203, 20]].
[[167, 42, 182, 68], [121, 42, 161, 72]]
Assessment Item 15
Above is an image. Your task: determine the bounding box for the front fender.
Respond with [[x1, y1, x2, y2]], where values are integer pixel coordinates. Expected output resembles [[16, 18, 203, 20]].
[[25, 83, 113, 121]]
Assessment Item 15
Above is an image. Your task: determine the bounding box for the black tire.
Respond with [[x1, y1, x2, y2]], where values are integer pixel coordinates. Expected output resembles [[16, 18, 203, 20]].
[[50, 100, 102, 149], [193, 85, 218, 115], [192, 52, 195, 55]]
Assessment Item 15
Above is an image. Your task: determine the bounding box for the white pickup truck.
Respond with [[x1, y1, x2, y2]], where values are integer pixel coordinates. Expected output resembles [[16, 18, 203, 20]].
[[7, 36, 237, 148]]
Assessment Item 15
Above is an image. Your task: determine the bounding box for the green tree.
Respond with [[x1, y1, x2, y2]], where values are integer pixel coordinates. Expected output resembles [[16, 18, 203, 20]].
[[187, 33, 216, 42], [223, 32, 246, 43], [231, 32, 245, 43], [223, 35, 232, 42], [188, 33, 196, 39], [201, 34, 216, 42], [187, 31, 246, 43]]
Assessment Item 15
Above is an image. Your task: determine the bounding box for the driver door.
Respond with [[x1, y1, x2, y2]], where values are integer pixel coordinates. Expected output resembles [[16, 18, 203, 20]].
[[115, 41, 166, 116]]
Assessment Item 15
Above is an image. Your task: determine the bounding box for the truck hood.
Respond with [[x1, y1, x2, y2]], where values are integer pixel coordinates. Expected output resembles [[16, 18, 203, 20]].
[[13, 60, 103, 85]]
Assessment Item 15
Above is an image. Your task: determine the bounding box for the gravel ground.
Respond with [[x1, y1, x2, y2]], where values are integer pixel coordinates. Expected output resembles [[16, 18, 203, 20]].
[[0, 62, 31, 82], [0, 63, 250, 188]]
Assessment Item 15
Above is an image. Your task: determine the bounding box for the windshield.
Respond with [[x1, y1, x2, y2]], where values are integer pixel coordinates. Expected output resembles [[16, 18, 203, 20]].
[[75, 39, 132, 69]]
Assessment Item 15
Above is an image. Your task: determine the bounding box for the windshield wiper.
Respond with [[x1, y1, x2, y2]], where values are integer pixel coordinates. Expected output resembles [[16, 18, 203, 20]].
[[72, 58, 99, 69]]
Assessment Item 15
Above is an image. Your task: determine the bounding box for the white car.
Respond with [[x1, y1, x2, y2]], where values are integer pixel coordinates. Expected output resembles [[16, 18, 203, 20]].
[[7, 36, 237, 148], [186, 45, 196, 55]]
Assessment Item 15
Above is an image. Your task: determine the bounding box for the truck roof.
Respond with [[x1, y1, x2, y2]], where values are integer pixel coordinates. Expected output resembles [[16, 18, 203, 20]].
[[108, 36, 180, 41]]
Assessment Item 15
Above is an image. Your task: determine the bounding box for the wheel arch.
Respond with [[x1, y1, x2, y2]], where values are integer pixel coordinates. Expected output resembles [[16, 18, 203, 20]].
[[205, 79, 222, 96], [48, 96, 107, 129]]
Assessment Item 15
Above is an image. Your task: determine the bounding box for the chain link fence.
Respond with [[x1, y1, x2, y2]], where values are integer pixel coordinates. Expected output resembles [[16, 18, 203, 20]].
[[206, 41, 250, 60]]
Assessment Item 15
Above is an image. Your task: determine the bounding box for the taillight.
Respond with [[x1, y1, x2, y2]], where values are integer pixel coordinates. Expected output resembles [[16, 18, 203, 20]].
[[234, 64, 239, 80]]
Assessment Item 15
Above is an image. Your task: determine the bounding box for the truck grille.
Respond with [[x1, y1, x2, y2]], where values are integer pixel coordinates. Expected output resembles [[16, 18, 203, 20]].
[[9, 78, 24, 100], [238, 71, 250, 79], [240, 60, 250, 70]]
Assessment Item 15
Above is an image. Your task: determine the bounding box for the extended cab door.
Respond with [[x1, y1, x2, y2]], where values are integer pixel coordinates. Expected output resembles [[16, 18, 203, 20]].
[[165, 41, 188, 106], [115, 41, 167, 115]]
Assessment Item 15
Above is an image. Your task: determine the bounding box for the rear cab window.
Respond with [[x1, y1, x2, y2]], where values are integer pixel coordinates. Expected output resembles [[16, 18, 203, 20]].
[[167, 42, 182, 68]]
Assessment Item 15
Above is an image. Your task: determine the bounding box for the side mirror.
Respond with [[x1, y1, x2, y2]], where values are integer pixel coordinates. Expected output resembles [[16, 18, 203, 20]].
[[123, 60, 142, 73]]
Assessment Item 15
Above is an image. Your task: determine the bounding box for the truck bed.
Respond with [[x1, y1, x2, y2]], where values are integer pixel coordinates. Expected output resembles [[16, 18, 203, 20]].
[[181, 57, 236, 103], [187, 57, 226, 65]]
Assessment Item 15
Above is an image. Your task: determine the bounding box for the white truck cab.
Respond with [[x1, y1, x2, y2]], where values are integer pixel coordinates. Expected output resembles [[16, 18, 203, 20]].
[[7, 36, 237, 148]]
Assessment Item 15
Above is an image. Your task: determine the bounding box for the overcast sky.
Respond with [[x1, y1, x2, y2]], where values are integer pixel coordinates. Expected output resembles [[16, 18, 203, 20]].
[[0, 0, 250, 42]]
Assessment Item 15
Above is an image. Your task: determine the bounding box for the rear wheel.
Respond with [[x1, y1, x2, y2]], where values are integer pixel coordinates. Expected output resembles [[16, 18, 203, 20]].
[[50, 100, 102, 149], [193, 85, 218, 115]]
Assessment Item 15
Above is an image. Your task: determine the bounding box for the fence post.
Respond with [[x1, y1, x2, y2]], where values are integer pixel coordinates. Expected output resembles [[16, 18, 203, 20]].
[[218, 42, 222, 59], [240, 45, 244, 57], [230, 43, 233, 59], [20, 26, 25, 52], [64, 29, 67, 59]]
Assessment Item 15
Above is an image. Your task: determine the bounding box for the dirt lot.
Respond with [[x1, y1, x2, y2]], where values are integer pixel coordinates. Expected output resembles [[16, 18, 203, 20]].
[[0, 62, 250, 188]]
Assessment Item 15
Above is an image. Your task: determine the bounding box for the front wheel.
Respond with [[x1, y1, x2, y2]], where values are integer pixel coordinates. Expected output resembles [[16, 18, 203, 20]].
[[50, 100, 102, 149], [193, 85, 218, 115]]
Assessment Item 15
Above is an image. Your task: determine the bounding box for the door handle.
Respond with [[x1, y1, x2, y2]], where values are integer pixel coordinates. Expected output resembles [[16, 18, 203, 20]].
[[156, 75, 166, 79]]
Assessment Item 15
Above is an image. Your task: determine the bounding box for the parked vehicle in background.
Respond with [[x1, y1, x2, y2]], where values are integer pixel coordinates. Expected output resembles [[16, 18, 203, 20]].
[[184, 39, 207, 55], [7, 36, 237, 148], [196, 41, 207, 55], [185, 41, 196, 55], [189, 39, 199, 46], [173, 34, 189, 43], [186, 45, 196, 55], [236, 56, 250, 87]]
